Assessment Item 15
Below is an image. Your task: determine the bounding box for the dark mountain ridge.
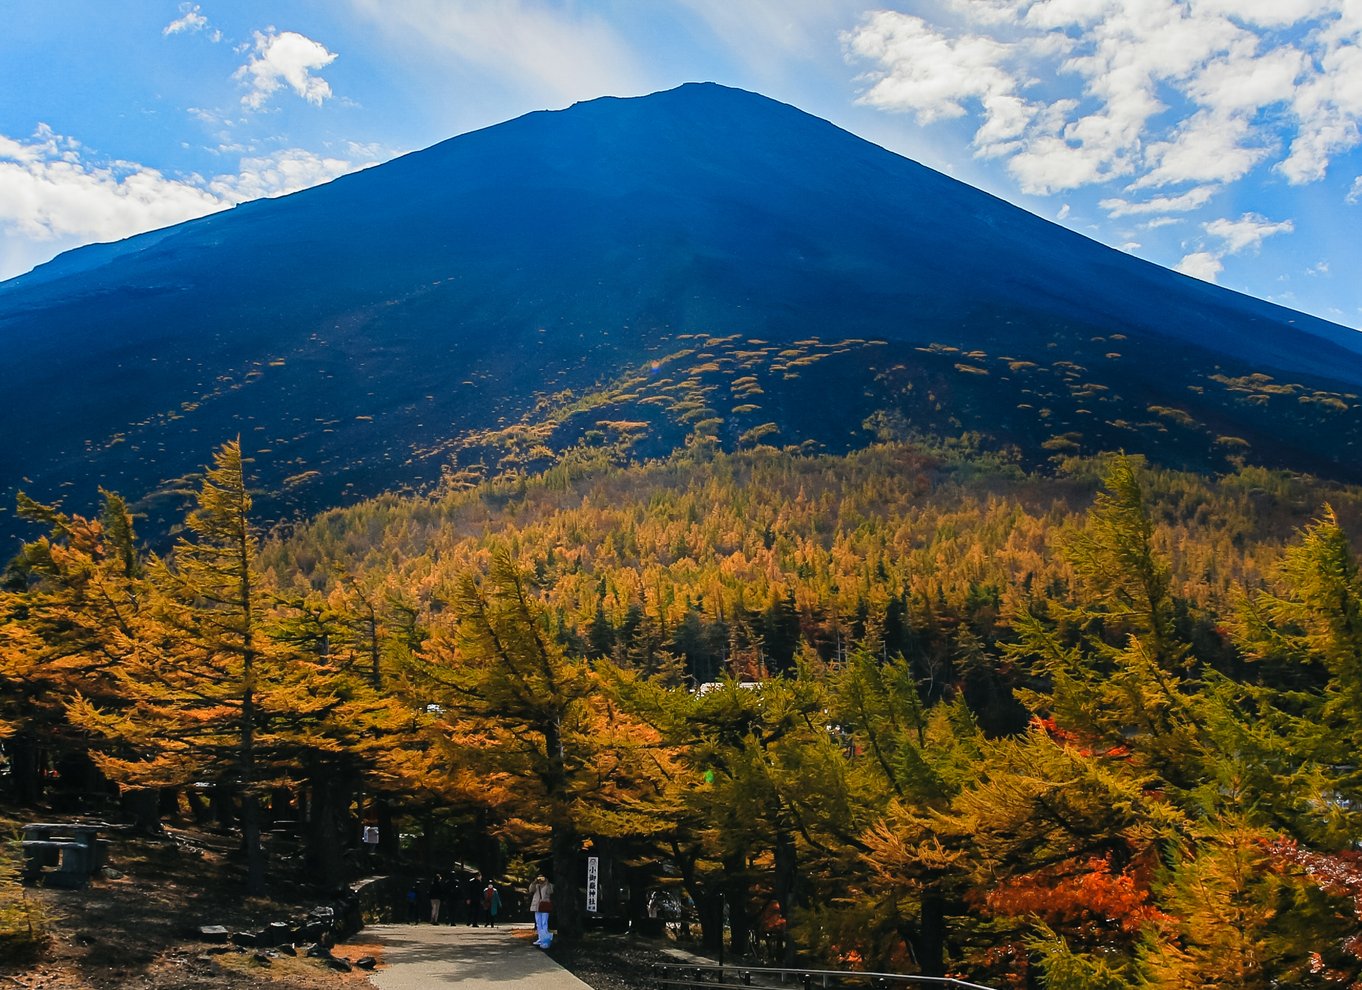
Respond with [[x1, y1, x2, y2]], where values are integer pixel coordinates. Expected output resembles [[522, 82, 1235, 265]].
[[2, 82, 1361, 548]]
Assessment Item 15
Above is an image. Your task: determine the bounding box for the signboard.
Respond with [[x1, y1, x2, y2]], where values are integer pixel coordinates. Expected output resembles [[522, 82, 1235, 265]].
[[586, 855, 600, 914]]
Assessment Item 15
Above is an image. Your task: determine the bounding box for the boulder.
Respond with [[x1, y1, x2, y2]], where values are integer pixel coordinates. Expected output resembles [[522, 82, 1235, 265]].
[[257, 921, 292, 946]]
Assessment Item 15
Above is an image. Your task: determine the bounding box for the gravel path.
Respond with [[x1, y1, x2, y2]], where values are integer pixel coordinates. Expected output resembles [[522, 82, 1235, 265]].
[[365, 923, 593, 989]]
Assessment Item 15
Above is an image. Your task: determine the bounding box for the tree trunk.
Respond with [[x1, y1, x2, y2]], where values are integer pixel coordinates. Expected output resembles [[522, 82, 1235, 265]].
[[724, 851, 752, 958], [672, 843, 720, 953], [242, 791, 266, 895], [268, 787, 293, 827], [53, 749, 100, 811], [212, 785, 235, 829], [551, 823, 582, 939], [119, 787, 163, 835], [186, 786, 212, 824], [698, 890, 724, 955], [6, 732, 41, 805], [773, 827, 798, 965], [626, 862, 652, 933], [159, 787, 182, 820], [918, 887, 946, 977], [305, 773, 347, 890], [377, 798, 398, 861]]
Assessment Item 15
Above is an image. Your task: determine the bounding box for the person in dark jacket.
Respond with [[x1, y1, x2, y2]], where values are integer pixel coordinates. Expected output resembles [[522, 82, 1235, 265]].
[[483, 880, 502, 927]]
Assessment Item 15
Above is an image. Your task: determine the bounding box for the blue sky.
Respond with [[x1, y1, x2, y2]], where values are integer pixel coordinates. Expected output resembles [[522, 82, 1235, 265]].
[[2, 1, 1360, 328]]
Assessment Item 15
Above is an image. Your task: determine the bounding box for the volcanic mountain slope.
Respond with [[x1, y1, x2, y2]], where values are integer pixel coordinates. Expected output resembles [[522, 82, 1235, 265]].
[[1, 82, 1361, 547]]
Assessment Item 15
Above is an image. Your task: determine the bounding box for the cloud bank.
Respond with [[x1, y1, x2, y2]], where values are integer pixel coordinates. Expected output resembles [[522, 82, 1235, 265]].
[[845, 0, 1362, 214], [0, 126, 375, 280]]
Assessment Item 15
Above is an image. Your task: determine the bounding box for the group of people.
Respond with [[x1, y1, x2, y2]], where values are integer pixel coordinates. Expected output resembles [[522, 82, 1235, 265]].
[[401, 870, 555, 948], [406, 872, 502, 926]]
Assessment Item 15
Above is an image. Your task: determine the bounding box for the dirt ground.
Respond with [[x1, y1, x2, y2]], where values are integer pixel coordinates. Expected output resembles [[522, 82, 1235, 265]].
[[2, 817, 688, 990], [2, 818, 379, 990]]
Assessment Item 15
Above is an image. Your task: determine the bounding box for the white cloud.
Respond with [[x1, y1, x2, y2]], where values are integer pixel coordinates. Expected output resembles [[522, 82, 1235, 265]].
[[1057, 202, 1070, 219], [1280, 13, 1362, 183], [1007, 131, 1125, 193], [163, 3, 209, 36], [0, 125, 376, 281], [1100, 185, 1217, 216], [1176, 250, 1223, 281], [845, 13, 1028, 126], [1349, 175, 1362, 204], [1164, 211, 1293, 289], [846, 1, 1362, 198], [208, 148, 377, 202], [1134, 111, 1271, 189], [1192, 0, 1335, 29], [1204, 212, 1294, 253], [0, 126, 224, 244], [236, 30, 338, 110]]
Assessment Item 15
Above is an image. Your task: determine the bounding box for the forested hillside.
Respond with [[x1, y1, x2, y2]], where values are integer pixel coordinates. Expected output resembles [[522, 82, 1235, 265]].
[[8, 435, 1362, 986]]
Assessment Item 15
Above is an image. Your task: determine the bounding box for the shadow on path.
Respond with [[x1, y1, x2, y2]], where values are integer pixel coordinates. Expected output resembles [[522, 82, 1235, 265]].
[[365, 923, 591, 988]]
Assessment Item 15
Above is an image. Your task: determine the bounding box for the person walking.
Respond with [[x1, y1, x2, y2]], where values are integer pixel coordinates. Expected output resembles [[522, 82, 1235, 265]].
[[483, 880, 502, 927], [467, 873, 485, 927], [361, 823, 379, 861], [429, 873, 445, 925], [528, 874, 553, 948]]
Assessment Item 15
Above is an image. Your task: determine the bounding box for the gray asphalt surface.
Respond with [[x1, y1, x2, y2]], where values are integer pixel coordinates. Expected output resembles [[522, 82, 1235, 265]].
[[364, 923, 592, 989]]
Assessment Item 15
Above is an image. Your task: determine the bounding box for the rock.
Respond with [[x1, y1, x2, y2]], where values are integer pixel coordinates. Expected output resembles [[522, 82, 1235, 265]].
[[197, 925, 229, 943], [100, 867, 123, 880], [252, 953, 273, 967], [255, 921, 293, 947], [277, 944, 298, 957], [304, 943, 331, 958], [354, 956, 377, 970], [324, 957, 353, 973], [230, 931, 257, 947]]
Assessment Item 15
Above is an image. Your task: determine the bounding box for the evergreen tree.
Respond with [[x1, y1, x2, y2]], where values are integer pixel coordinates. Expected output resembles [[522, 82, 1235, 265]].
[[411, 548, 675, 940], [72, 441, 277, 892], [0, 491, 143, 806]]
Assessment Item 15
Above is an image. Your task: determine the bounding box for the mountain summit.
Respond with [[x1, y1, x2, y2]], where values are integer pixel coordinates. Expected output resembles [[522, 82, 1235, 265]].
[[2, 82, 1361, 544]]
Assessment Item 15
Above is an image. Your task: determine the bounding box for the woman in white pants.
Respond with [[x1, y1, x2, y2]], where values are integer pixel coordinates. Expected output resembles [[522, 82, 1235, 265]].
[[528, 874, 554, 948]]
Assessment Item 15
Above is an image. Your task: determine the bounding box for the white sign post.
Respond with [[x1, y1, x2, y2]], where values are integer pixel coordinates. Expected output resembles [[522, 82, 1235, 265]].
[[586, 855, 600, 914]]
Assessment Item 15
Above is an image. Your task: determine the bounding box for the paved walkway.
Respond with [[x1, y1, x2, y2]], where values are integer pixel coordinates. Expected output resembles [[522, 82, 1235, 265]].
[[363, 923, 593, 989]]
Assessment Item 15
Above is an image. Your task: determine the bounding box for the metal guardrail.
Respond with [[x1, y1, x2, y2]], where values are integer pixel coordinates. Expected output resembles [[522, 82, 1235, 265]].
[[651, 962, 998, 990]]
